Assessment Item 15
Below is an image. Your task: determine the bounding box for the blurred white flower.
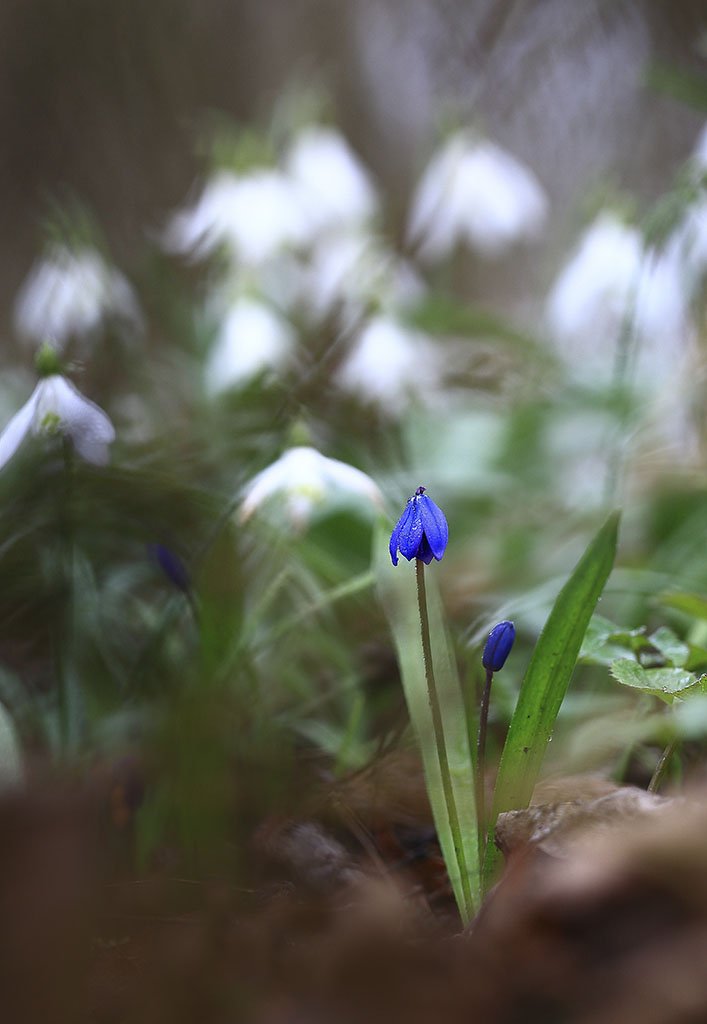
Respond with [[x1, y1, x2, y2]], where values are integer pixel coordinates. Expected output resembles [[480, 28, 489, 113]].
[[164, 169, 310, 266], [14, 245, 143, 350], [239, 445, 383, 527], [546, 212, 689, 383], [302, 230, 424, 326], [0, 374, 115, 471], [285, 126, 378, 236], [665, 123, 707, 287], [335, 315, 441, 413], [408, 132, 548, 262], [204, 297, 296, 394]]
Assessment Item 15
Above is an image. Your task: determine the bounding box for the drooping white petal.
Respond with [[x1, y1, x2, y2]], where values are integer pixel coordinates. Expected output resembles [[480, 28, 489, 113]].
[[302, 230, 424, 325], [0, 387, 39, 471], [33, 376, 115, 466], [205, 298, 296, 394], [239, 445, 382, 527], [547, 212, 690, 385], [335, 315, 441, 413], [14, 245, 142, 348], [320, 453, 385, 507], [547, 214, 642, 343], [408, 133, 547, 262], [286, 127, 378, 236], [164, 170, 311, 266]]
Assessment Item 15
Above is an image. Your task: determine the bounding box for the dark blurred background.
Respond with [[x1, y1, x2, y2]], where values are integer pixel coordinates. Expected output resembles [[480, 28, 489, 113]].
[[1, 0, 706, 335]]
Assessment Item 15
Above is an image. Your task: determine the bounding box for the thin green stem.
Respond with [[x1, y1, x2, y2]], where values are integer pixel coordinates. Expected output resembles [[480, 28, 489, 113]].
[[648, 737, 679, 793], [476, 666, 494, 860], [415, 558, 472, 916], [59, 437, 80, 755]]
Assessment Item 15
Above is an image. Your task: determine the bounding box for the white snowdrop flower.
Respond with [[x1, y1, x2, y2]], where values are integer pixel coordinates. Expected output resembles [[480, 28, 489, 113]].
[[335, 315, 441, 414], [14, 245, 142, 350], [164, 169, 310, 266], [408, 132, 548, 262], [285, 126, 378, 236], [547, 213, 643, 355], [546, 212, 690, 383], [302, 230, 424, 326], [239, 445, 383, 528], [204, 297, 296, 394], [0, 374, 115, 471]]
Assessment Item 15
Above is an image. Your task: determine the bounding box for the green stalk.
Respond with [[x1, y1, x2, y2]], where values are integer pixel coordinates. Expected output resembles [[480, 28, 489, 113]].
[[415, 559, 472, 914], [476, 666, 494, 860], [648, 737, 679, 793]]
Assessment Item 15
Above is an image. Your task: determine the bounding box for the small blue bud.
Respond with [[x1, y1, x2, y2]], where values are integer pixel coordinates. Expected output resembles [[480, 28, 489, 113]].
[[482, 620, 515, 672], [389, 486, 449, 566], [148, 543, 191, 594]]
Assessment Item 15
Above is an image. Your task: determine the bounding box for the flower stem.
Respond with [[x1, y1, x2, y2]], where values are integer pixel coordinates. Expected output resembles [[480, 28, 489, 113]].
[[415, 558, 472, 917], [648, 737, 679, 793], [59, 437, 81, 755], [476, 666, 494, 859]]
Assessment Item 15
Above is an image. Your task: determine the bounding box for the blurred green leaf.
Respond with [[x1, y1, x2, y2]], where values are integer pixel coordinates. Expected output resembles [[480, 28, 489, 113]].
[[657, 591, 707, 621], [406, 294, 551, 359], [648, 626, 689, 668], [645, 62, 707, 114]]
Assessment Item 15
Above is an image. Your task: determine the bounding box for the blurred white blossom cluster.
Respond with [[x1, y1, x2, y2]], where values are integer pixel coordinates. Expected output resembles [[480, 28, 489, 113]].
[[545, 122, 707, 390], [541, 121, 707, 491], [14, 243, 143, 353], [163, 123, 549, 414]]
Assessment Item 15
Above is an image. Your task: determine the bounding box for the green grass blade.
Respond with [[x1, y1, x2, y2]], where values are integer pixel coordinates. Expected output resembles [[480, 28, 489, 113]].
[[376, 523, 480, 921], [485, 511, 620, 885]]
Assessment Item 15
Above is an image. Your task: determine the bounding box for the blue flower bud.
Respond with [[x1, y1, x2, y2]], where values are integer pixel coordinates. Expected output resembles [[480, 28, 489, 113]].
[[148, 543, 191, 594], [482, 620, 515, 672], [389, 486, 449, 566]]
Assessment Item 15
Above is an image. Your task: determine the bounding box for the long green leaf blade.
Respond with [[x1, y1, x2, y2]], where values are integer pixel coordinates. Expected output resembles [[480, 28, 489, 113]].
[[485, 511, 620, 883]]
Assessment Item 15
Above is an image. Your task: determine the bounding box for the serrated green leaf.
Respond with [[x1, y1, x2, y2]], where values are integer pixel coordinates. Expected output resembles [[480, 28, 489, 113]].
[[485, 511, 620, 886], [609, 658, 702, 703]]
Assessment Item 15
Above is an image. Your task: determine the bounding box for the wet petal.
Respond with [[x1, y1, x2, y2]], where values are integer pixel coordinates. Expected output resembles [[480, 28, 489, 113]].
[[482, 620, 516, 672], [389, 499, 416, 565], [415, 534, 435, 564], [416, 494, 448, 560], [396, 502, 424, 562]]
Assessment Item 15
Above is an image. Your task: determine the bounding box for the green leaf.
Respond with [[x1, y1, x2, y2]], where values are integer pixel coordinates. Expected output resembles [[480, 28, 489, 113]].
[[609, 659, 703, 703], [657, 591, 707, 622], [404, 294, 553, 361], [579, 614, 639, 665], [485, 511, 620, 886], [376, 522, 479, 922], [648, 626, 689, 667]]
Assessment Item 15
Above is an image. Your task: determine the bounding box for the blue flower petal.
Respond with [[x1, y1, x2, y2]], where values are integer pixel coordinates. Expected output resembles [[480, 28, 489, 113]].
[[416, 494, 449, 561], [389, 499, 416, 565], [397, 502, 425, 561], [482, 620, 516, 672], [149, 543, 191, 594], [416, 534, 435, 564]]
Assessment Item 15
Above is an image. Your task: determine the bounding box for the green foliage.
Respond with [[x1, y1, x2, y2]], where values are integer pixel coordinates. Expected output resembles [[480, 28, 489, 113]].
[[484, 512, 620, 884]]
